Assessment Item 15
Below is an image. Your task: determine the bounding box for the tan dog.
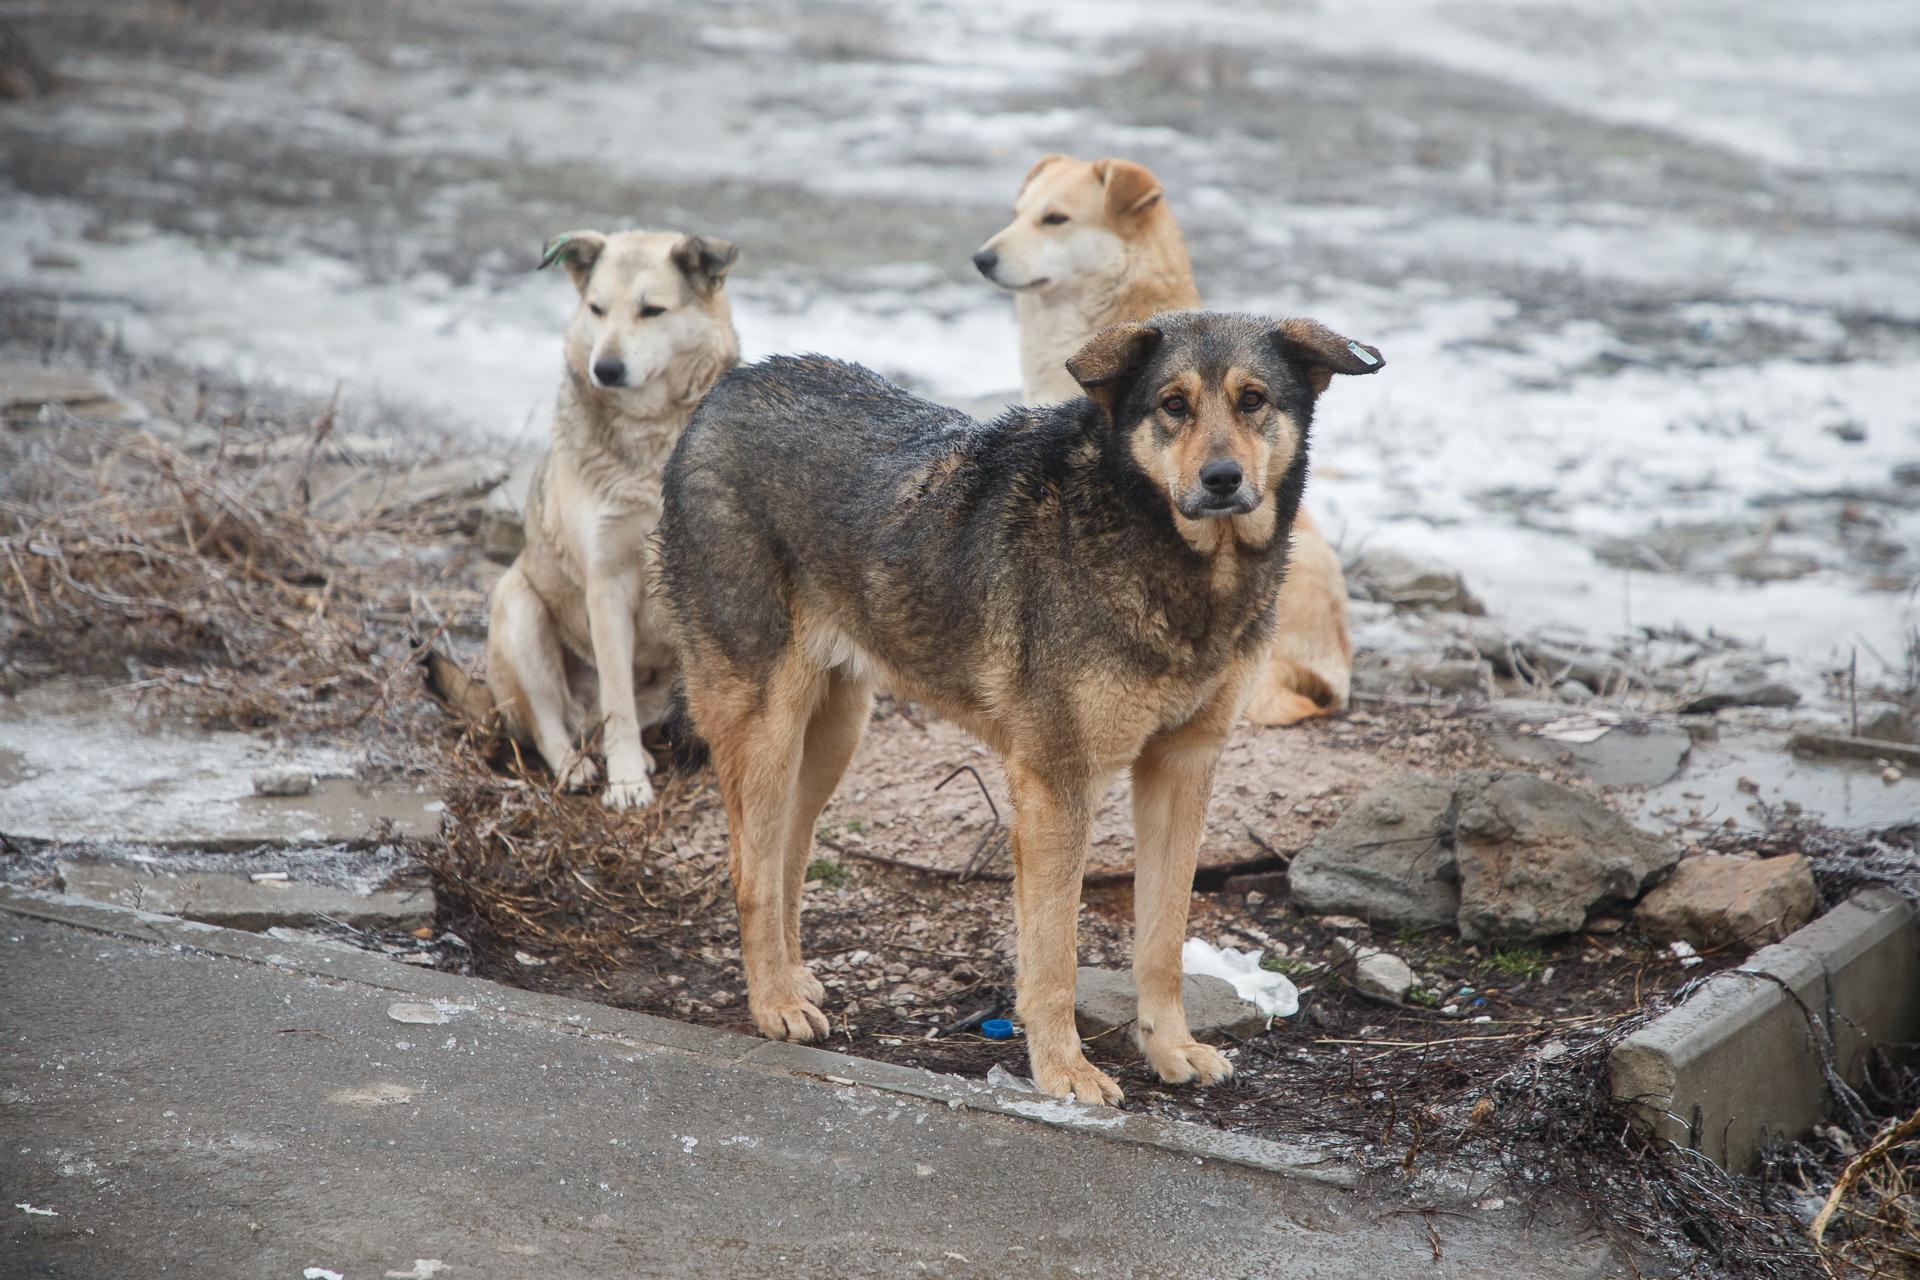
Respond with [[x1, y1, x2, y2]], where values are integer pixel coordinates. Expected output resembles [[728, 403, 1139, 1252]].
[[484, 228, 739, 808], [975, 155, 1355, 725]]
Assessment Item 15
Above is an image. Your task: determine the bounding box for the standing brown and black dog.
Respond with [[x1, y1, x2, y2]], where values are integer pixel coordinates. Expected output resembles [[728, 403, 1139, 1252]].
[[659, 311, 1383, 1103], [975, 154, 1359, 726]]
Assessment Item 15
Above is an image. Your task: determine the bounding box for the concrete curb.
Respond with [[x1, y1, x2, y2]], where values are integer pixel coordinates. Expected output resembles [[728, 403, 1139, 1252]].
[[1609, 888, 1920, 1172], [0, 886, 1358, 1189]]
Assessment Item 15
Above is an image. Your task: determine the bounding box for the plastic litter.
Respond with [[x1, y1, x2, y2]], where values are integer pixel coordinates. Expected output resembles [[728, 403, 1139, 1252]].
[[1181, 937, 1299, 1019], [985, 1063, 1035, 1093], [980, 1018, 1014, 1040]]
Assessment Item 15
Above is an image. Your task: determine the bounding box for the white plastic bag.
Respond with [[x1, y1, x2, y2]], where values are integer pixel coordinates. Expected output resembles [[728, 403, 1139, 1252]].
[[1182, 937, 1300, 1019]]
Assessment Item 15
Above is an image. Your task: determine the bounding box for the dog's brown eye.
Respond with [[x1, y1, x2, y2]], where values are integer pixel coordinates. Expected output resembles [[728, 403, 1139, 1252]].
[[1161, 394, 1188, 417], [588, 303, 605, 317], [640, 304, 665, 318], [1239, 389, 1266, 411], [1040, 212, 1069, 226]]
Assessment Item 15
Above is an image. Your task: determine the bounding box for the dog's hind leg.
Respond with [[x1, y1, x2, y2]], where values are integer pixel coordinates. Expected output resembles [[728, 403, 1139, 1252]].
[[698, 652, 831, 1043], [1129, 673, 1245, 1087], [1006, 760, 1120, 1105], [779, 668, 873, 1006], [487, 563, 597, 791], [1244, 511, 1352, 727]]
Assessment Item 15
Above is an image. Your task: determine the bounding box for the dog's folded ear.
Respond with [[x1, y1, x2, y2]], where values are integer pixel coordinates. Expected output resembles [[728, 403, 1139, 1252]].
[[672, 235, 740, 296], [1093, 157, 1164, 220], [1065, 321, 1164, 416], [538, 230, 607, 292], [1271, 319, 1385, 396]]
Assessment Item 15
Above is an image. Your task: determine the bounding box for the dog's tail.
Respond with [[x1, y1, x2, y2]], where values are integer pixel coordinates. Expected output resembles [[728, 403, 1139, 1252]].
[[417, 642, 499, 730], [658, 680, 708, 773]]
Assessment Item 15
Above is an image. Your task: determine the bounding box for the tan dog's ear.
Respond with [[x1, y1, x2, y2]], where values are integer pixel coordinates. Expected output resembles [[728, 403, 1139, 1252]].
[[538, 230, 606, 293], [1092, 158, 1163, 220], [672, 235, 739, 296], [1065, 321, 1164, 416], [1272, 318, 1384, 396], [1016, 153, 1071, 199]]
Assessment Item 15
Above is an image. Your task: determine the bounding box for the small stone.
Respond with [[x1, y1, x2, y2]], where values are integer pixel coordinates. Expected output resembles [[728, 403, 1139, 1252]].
[[252, 767, 314, 797], [1679, 677, 1801, 715], [1883, 767, 1903, 784], [1736, 776, 1759, 794], [1351, 548, 1485, 614], [1352, 951, 1415, 1002], [1315, 915, 1369, 931], [1858, 708, 1915, 744]]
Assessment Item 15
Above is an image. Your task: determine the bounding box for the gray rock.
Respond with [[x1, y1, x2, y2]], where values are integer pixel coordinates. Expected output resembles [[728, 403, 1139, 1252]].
[[478, 457, 540, 565], [1073, 966, 1265, 1058], [1452, 771, 1678, 943], [57, 860, 434, 933], [1680, 677, 1801, 714], [1409, 660, 1493, 696], [1288, 775, 1460, 928], [1350, 549, 1484, 614]]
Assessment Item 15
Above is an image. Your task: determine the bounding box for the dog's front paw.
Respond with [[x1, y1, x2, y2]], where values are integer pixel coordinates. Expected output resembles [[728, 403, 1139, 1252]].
[[790, 965, 826, 1006], [601, 774, 655, 810], [557, 754, 600, 792], [1030, 1053, 1124, 1106], [1144, 1038, 1234, 1087], [751, 996, 830, 1043]]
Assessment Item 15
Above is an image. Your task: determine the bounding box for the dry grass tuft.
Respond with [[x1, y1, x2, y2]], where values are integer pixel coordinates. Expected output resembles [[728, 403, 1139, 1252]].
[[416, 739, 726, 972]]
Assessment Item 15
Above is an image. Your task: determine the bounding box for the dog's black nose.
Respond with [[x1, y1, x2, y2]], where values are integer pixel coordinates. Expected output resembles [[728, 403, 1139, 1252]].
[[592, 358, 626, 387], [971, 249, 999, 277], [1200, 460, 1243, 496]]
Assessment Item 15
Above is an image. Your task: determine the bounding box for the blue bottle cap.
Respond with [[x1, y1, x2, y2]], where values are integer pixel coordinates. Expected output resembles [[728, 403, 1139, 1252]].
[[980, 1018, 1014, 1040]]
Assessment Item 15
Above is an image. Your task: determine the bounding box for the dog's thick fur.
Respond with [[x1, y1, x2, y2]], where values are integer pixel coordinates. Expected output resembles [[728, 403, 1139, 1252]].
[[976, 154, 1356, 726], [485, 228, 739, 809], [659, 311, 1383, 1102]]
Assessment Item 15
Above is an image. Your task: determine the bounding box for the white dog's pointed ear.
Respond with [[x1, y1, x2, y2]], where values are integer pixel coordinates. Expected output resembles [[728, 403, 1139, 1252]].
[[1092, 157, 1164, 220], [538, 230, 606, 294], [1016, 152, 1072, 199], [1271, 318, 1384, 396], [1065, 321, 1163, 416], [672, 235, 739, 295]]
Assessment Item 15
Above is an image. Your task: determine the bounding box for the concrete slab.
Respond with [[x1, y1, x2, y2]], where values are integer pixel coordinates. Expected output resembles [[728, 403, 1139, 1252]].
[[1493, 719, 1691, 788], [1609, 889, 1920, 1172], [0, 682, 442, 848], [0, 889, 1630, 1279], [55, 859, 433, 932]]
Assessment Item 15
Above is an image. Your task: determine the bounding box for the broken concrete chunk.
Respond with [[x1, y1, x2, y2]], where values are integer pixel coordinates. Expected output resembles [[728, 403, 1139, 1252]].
[[0, 360, 147, 426], [1494, 718, 1692, 788], [1073, 966, 1265, 1059], [56, 860, 434, 933], [1633, 854, 1817, 949], [1680, 676, 1801, 715], [1452, 771, 1678, 944], [1408, 660, 1493, 696], [252, 767, 314, 797], [1350, 548, 1484, 614], [1287, 775, 1460, 928]]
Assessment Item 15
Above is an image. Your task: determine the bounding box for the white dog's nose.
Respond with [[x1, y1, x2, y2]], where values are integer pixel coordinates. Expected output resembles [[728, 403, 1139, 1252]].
[[592, 357, 627, 387]]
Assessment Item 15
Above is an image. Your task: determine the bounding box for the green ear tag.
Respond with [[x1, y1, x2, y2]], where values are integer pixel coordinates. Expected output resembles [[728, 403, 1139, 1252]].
[[1347, 341, 1380, 367], [538, 234, 573, 270]]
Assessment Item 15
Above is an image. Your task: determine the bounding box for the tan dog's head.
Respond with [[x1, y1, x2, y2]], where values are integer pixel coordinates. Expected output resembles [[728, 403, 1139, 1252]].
[[541, 228, 739, 394], [972, 154, 1168, 294], [1067, 311, 1383, 529]]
